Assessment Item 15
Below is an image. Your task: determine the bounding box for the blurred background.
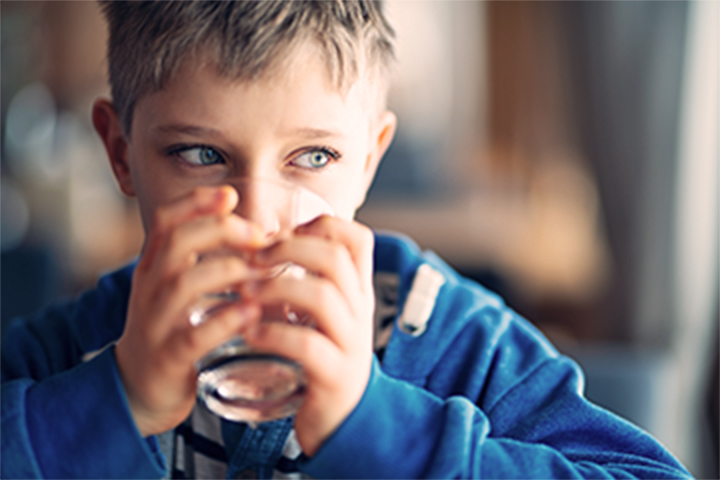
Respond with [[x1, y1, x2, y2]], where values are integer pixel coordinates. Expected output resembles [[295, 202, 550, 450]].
[[1, 1, 717, 476]]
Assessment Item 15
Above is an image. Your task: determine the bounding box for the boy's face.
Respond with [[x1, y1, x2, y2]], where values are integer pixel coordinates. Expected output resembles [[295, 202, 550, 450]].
[[99, 43, 396, 236]]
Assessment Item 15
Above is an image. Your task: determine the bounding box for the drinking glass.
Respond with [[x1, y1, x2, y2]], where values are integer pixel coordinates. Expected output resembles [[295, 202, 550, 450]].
[[191, 178, 333, 425]]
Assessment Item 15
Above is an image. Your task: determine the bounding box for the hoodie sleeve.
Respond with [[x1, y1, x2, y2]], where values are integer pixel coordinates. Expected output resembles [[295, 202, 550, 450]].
[[2, 348, 166, 479], [299, 240, 691, 479], [300, 355, 690, 479], [1, 264, 166, 479]]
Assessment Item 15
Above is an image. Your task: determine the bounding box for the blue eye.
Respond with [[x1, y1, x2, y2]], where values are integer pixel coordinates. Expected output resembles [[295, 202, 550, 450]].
[[176, 146, 224, 166], [293, 149, 336, 169]]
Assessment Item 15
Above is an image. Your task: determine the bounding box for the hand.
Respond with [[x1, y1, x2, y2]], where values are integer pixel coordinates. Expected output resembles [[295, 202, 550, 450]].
[[240, 216, 375, 456], [115, 186, 263, 437]]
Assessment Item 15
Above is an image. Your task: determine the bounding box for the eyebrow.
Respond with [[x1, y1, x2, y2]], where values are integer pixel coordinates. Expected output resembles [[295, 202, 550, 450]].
[[152, 124, 224, 138], [284, 127, 343, 140], [152, 124, 343, 141]]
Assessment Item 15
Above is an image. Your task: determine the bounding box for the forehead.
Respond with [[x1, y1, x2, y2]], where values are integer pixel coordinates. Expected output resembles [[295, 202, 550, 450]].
[[132, 43, 372, 138]]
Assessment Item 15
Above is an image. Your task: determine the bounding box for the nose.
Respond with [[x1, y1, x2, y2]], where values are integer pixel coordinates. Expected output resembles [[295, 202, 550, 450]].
[[232, 178, 291, 241]]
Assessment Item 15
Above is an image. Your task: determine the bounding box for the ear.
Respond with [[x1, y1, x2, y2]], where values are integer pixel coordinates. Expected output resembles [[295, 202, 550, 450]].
[[92, 98, 136, 197], [362, 109, 397, 189]]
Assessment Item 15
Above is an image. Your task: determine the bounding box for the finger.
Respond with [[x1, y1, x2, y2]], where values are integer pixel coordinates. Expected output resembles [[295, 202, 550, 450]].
[[166, 302, 261, 366], [295, 217, 375, 292], [253, 235, 363, 313], [242, 275, 357, 348], [151, 255, 262, 334], [141, 186, 240, 268], [155, 213, 264, 277], [242, 321, 341, 385], [155, 186, 238, 233]]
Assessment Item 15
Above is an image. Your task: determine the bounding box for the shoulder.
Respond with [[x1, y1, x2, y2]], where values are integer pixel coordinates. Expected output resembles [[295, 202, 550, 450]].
[[2, 261, 137, 380], [373, 230, 541, 347], [373, 231, 572, 404]]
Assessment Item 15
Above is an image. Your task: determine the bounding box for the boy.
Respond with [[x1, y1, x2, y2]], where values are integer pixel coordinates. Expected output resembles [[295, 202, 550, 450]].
[[1, 1, 691, 478]]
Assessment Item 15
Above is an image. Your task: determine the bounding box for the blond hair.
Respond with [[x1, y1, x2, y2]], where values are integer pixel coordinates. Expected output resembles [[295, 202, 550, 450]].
[[100, 0, 395, 135]]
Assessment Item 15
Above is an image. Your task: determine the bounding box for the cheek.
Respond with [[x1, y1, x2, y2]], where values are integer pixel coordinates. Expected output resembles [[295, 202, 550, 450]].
[[127, 154, 181, 234], [133, 181, 165, 234], [137, 202, 157, 235]]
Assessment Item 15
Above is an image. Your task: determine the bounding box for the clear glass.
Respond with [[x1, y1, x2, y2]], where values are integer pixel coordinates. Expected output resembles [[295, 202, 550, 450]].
[[191, 178, 332, 425]]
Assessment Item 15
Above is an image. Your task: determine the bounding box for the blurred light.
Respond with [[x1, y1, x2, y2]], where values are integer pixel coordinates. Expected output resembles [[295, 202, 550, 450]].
[[5, 82, 67, 181], [386, 1, 454, 138]]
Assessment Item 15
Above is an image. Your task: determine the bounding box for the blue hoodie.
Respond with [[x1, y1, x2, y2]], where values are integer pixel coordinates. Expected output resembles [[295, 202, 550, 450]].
[[1, 232, 691, 479]]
